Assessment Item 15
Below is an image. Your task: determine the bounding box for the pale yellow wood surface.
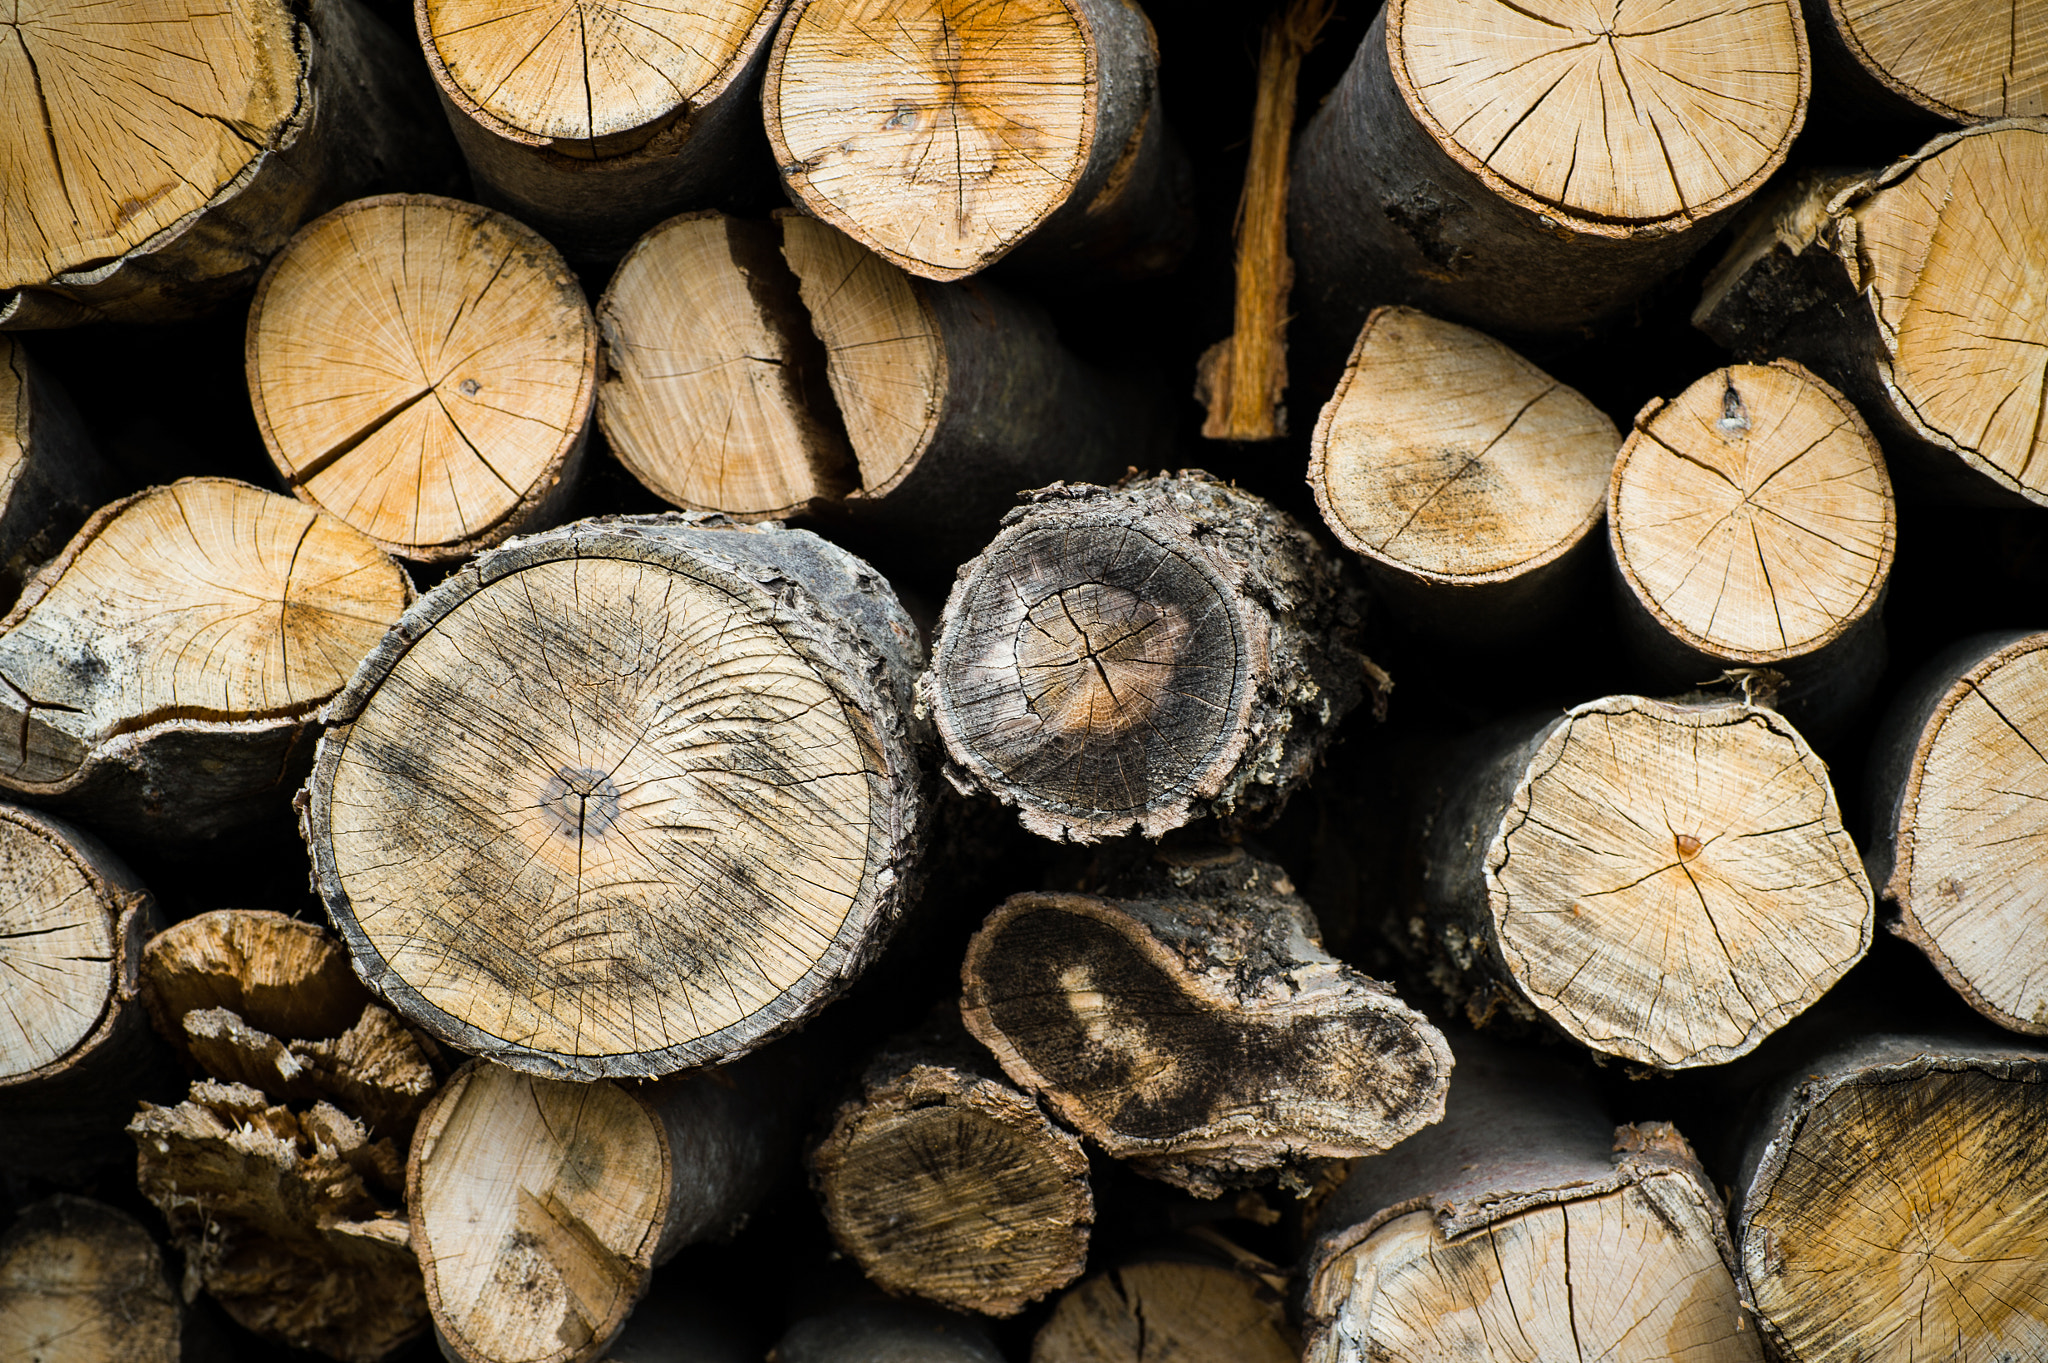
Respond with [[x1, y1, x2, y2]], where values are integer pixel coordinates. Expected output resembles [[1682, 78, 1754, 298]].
[[423, 0, 776, 145], [0, 812, 109, 1078], [768, 0, 1095, 277], [1394, 0, 1805, 227], [0, 0, 300, 289], [1611, 362, 1893, 661], [1493, 698, 1870, 1068], [1311, 307, 1618, 581], [1311, 1184, 1759, 1362], [250, 196, 595, 557], [1832, 0, 2046, 119], [0, 1200, 181, 1363]]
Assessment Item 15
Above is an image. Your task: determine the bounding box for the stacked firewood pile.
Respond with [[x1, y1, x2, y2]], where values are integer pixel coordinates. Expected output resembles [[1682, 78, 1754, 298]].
[[1, 0, 2044, 1359]]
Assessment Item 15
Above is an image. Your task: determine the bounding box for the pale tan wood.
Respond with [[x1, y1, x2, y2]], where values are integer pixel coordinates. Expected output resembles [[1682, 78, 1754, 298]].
[[0, 1198, 186, 1363], [1034, 1257, 1299, 1363], [248, 195, 597, 561], [141, 909, 372, 1052], [1824, 0, 2047, 120]]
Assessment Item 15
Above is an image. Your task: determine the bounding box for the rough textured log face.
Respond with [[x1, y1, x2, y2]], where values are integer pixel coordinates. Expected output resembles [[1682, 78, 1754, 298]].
[[1739, 1051, 2048, 1361], [767, 0, 1094, 277], [422, 0, 777, 148], [1311, 306, 1617, 583], [1825, 0, 2047, 120], [0, 1198, 183, 1363], [142, 909, 370, 1047], [0, 0, 299, 291], [1490, 698, 1870, 1067], [1611, 362, 1893, 662], [1392, 0, 1805, 231], [248, 195, 597, 560], [0, 807, 117, 1076], [1034, 1260, 1298, 1363], [1310, 1185, 1758, 1362]]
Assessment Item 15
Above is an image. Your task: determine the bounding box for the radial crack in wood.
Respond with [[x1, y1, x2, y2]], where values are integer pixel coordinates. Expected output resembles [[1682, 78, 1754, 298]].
[[0, 1197, 189, 1363], [1811, 0, 2047, 122]]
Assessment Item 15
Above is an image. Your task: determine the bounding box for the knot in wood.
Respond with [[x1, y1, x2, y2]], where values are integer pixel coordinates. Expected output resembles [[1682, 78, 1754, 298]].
[[537, 766, 620, 840]]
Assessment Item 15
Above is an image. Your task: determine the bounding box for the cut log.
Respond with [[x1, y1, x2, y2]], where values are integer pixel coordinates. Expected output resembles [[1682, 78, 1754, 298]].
[[1032, 1235, 1298, 1363], [773, 1303, 1004, 1363], [810, 1034, 1092, 1317], [925, 472, 1370, 842], [417, 0, 786, 265], [0, 1197, 198, 1363], [960, 844, 1451, 1195], [1289, 0, 1807, 349], [1414, 694, 1872, 1067], [764, 0, 1191, 281], [1731, 1032, 2048, 1361], [1303, 1032, 1761, 1362], [247, 195, 598, 563], [302, 515, 928, 1079], [1695, 119, 2048, 507], [1307, 306, 1620, 643], [1804, 0, 2047, 124], [408, 1053, 800, 1363], [0, 479, 411, 848], [0, 0, 457, 328], [0, 339, 119, 609], [1608, 360, 1895, 740], [1866, 631, 2048, 1035], [0, 804, 169, 1181]]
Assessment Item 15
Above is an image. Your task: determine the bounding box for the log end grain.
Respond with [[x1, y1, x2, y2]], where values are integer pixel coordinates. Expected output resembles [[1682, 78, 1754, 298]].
[[1033, 1257, 1299, 1363], [0, 1197, 186, 1363], [1821, 0, 2048, 122]]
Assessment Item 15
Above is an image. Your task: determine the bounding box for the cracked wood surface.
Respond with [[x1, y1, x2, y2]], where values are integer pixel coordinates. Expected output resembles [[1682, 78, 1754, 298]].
[[0, 1196, 187, 1363], [305, 517, 926, 1078], [1033, 1254, 1298, 1363], [1817, 0, 2047, 122], [248, 195, 596, 562]]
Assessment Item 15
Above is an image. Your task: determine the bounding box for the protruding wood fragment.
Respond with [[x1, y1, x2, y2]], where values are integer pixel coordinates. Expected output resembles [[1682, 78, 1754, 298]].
[[0, 1197, 193, 1363], [304, 516, 928, 1079], [926, 473, 1368, 842], [1867, 631, 2048, 1034], [811, 1037, 1092, 1317], [1033, 1238, 1298, 1363], [0, 479, 412, 846], [0, 339, 118, 609], [1414, 695, 1871, 1067], [962, 845, 1451, 1195], [248, 195, 597, 562], [1732, 1032, 2048, 1361], [1806, 0, 2047, 123], [1308, 306, 1619, 641]]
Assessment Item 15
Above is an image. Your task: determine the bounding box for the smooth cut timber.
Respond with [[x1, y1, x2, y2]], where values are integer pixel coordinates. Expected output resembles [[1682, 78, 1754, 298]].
[[0, 339, 118, 608], [0, 0, 456, 328], [1866, 631, 2048, 1034], [1308, 306, 1620, 641], [0, 1197, 197, 1363], [811, 1036, 1093, 1317], [248, 195, 597, 562], [1609, 361, 1895, 739], [0, 479, 411, 847], [773, 1303, 1004, 1363], [1416, 695, 1871, 1068], [961, 845, 1451, 1195], [1695, 120, 2048, 507], [0, 804, 169, 1181], [1289, 0, 1807, 347], [304, 516, 927, 1079], [1033, 1239, 1299, 1363], [765, 0, 1190, 281], [1806, 0, 2047, 123], [418, 0, 786, 264], [926, 472, 1369, 842], [1303, 1033, 1760, 1363], [1732, 1032, 2048, 1361], [410, 1054, 799, 1363]]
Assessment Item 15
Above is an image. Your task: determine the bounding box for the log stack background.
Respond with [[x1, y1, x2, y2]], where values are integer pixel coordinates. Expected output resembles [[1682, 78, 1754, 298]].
[[2, 0, 2046, 1360]]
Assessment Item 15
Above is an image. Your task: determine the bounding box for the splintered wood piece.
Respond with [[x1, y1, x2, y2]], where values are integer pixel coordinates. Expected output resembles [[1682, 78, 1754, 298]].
[[1868, 631, 2048, 1034], [0, 804, 168, 1180], [811, 1045, 1093, 1317], [596, 213, 852, 522], [1033, 1256, 1298, 1363], [248, 195, 597, 561], [131, 1079, 424, 1362], [1811, 0, 2047, 122], [410, 1055, 797, 1363], [0, 1197, 187, 1363], [1, 0, 456, 327], [0, 479, 411, 844], [418, 0, 786, 262], [141, 909, 372, 1051], [961, 847, 1451, 1195], [1733, 1034, 2048, 1361], [926, 473, 1367, 842], [1303, 1034, 1759, 1363], [1309, 306, 1618, 637], [1289, 0, 1806, 345], [1419, 696, 1871, 1068], [774, 1303, 1005, 1363], [765, 0, 1178, 280], [304, 517, 927, 1079], [0, 339, 117, 609]]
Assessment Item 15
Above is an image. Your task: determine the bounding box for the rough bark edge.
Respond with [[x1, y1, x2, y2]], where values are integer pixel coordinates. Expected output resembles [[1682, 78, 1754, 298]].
[[302, 514, 929, 1080], [0, 342, 120, 609], [1806, 0, 1989, 124], [246, 193, 598, 563]]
